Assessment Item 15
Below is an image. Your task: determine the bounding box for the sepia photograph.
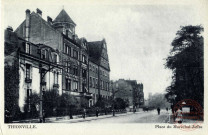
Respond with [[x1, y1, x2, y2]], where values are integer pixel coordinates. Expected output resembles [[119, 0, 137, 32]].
[[1, 0, 207, 135]]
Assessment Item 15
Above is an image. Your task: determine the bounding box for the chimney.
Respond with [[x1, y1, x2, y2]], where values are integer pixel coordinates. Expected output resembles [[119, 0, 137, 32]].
[[7, 26, 13, 32], [36, 8, 42, 16], [47, 16, 53, 25], [25, 9, 30, 41]]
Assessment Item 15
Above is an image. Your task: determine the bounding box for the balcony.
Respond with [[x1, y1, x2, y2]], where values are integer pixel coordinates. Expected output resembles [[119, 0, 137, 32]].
[[41, 81, 47, 86], [79, 91, 93, 99], [53, 84, 60, 88], [25, 78, 32, 83]]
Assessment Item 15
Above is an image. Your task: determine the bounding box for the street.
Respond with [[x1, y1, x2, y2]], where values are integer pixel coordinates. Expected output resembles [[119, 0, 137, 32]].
[[84, 109, 169, 123], [49, 109, 170, 123]]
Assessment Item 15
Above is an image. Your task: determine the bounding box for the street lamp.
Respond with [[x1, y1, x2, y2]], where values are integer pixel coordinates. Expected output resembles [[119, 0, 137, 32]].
[[111, 81, 118, 116]]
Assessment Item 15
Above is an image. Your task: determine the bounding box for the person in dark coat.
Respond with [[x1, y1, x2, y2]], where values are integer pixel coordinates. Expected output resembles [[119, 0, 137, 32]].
[[83, 108, 86, 119], [96, 109, 99, 117], [157, 107, 161, 115]]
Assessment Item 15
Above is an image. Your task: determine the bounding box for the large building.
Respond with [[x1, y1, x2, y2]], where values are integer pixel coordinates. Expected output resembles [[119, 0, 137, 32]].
[[88, 40, 111, 106], [5, 27, 62, 113], [5, 8, 111, 113]]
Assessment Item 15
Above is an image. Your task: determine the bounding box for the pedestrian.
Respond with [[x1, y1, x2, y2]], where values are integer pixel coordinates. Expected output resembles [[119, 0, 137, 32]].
[[157, 107, 160, 115], [83, 108, 86, 119], [166, 107, 168, 112], [96, 108, 99, 117], [43, 110, 46, 123], [175, 108, 183, 124]]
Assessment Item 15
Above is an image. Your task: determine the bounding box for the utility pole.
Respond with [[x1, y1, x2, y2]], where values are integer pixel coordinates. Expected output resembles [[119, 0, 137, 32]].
[[112, 82, 115, 116], [39, 64, 43, 123], [111, 81, 119, 116]]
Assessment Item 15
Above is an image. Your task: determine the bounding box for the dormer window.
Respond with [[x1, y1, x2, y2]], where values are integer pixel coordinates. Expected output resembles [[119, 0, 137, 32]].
[[103, 43, 106, 49], [41, 49, 48, 60], [26, 43, 30, 54], [54, 54, 58, 63], [82, 55, 87, 64]]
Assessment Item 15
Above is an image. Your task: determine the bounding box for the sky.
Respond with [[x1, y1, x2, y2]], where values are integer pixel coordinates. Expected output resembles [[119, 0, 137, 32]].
[[2, 1, 205, 99]]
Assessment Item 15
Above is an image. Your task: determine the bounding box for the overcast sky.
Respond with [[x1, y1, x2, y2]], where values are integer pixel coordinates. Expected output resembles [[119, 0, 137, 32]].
[[3, 1, 204, 98]]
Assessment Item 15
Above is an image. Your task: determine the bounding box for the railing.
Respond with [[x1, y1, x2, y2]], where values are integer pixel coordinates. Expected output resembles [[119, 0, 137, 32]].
[[25, 78, 32, 83], [53, 84, 59, 88]]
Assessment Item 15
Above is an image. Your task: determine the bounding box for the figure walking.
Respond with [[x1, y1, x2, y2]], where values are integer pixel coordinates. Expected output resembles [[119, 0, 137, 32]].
[[175, 108, 183, 123], [83, 108, 86, 119], [96, 108, 99, 117], [157, 107, 161, 115]]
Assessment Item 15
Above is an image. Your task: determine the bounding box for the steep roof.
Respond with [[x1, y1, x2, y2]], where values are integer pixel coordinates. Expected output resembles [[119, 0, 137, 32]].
[[87, 41, 103, 64], [53, 9, 76, 25]]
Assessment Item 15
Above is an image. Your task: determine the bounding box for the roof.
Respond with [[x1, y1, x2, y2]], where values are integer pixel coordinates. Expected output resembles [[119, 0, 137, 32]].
[[87, 41, 103, 64], [53, 9, 76, 25]]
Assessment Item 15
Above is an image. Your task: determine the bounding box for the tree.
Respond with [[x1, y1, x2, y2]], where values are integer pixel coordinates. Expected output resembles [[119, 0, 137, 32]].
[[114, 98, 128, 109], [43, 89, 59, 117], [165, 25, 204, 107], [4, 55, 20, 122], [24, 92, 40, 119], [57, 93, 78, 118], [148, 93, 170, 108]]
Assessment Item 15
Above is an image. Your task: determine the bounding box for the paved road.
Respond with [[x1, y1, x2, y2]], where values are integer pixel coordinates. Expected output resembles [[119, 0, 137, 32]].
[[81, 109, 170, 123]]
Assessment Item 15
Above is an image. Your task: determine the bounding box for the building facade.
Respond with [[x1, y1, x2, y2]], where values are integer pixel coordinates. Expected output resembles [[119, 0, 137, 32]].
[[7, 8, 111, 110], [5, 27, 62, 113], [113, 79, 144, 109], [88, 40, 111, 106]]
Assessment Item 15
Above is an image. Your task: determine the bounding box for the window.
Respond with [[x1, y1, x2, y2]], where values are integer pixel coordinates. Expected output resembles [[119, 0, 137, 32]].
[[63, 43, 65, 53], [54, 72, 58, 84], [96, 79, 98, 88], [90, 77, 92, 87], [67, 46, 71, 56], [82, 55, 87, 64], [54, 54, 57, 63], [65, 78, 71, 90], [89, 64, 91, 71], [93, 78, 95, 88], [26, 64, 31, 79], [73, 66, 78, 76], [67, 62, 70, 73], [41, 50, 47, 60], [107, 83, 109, 91], [41, 69, 46, 82], [92, 66, 95, 72], [73, 81, 78, 91], [65, 63, 67, 72], [82, 69, 87, 78], [26, 43, 30, 54], [100, 80, 102, 89], [73, 50, 78, 59]]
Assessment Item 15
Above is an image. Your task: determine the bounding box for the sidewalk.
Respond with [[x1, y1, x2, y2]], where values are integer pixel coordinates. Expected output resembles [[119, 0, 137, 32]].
[[12, 112, 140, 123]]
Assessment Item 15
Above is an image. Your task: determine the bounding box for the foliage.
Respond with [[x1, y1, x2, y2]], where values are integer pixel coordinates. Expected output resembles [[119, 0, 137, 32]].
[[114, 98, 129, 109], [95, 96, 113, 108], [57, 93, 78, 116], [165, 25, 204, 107], [148, 93, 170, 108], [43, 89, 60, 117], [24, 92, 40, 118], [4, 56, 20, 122]]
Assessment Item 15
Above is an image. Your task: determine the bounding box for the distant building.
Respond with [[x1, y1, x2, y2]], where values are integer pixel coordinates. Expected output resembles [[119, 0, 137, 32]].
[[112, 79, 144, 109]]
